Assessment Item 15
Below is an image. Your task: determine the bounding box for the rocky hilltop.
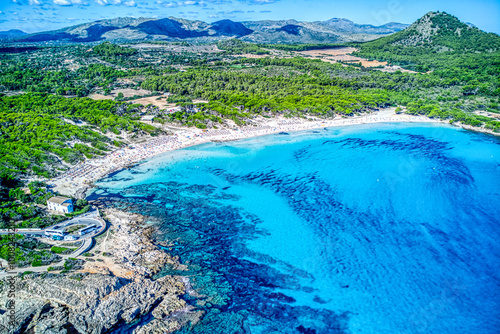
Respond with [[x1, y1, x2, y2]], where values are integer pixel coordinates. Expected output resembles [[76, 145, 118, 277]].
[[0, 209, 201, 333], [12, 16, 408, 44], [358, 11, 500, 52]]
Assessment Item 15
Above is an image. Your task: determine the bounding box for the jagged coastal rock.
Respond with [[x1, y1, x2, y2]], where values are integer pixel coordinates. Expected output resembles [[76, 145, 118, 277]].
[[0, 209, 199, 333]]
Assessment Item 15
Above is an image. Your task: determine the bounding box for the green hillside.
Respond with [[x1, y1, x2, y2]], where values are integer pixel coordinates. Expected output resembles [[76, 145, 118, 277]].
[[354, 11, 500, 72], [0, 94, 160, 178]]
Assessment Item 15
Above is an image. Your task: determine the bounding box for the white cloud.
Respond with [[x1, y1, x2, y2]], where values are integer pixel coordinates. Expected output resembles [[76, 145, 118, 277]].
[[124, 0, 136, 6], [158, 1, 203, 8], [53, 0, 85, 5], [250, 0, 278, 4], [95, 0, 123, 5], [29, 0, 41, 5]]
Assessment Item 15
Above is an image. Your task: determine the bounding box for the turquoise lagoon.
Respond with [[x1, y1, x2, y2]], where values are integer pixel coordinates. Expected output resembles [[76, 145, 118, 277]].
[[89, 123, 500, 334]]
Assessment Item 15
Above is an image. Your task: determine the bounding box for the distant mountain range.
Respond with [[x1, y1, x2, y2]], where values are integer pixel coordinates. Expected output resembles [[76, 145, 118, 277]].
[[0, 17, 409, 44], [0, 29, 28, 40]]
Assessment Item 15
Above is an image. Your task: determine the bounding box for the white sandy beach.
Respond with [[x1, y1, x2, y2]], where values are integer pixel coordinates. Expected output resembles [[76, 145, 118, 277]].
[[49, 108, 453, 197]]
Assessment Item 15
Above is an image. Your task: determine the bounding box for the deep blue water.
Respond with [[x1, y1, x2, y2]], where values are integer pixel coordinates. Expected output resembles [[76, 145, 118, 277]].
[[89, 123, 500, 334]]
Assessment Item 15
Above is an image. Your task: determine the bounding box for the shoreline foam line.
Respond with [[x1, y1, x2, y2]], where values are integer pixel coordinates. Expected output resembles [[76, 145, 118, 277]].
[[49, 108, 496, 198]]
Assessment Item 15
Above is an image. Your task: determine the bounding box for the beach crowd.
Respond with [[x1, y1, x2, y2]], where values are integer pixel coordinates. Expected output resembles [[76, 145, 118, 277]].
[[51, 112, 440, 195]]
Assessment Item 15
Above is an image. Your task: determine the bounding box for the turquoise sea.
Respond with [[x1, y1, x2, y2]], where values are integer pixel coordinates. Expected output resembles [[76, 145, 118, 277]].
[[89, 123, 500, 334]]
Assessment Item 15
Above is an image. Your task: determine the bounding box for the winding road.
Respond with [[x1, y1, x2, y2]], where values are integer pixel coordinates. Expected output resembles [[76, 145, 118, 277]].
[[0, 208, 106, 278]]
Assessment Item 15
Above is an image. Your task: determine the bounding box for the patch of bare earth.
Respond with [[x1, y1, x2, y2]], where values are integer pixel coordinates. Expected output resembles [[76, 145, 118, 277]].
[[88, 93, 113, 100], [112, 88, 152, 98], [89, 88, 152, 101], [295, 47, 419, 73], [296, 47, 387, 67], [132, 96, 177, 108], [236, 53, 271, 58], [475, 110, 500, 119]]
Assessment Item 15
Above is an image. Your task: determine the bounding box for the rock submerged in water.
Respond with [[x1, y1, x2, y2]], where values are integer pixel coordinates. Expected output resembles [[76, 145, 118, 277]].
[[0, 208, 197, 334]]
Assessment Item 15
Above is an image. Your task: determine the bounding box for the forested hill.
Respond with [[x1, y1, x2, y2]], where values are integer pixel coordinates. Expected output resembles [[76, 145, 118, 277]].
[[354, 11, 500, 71]]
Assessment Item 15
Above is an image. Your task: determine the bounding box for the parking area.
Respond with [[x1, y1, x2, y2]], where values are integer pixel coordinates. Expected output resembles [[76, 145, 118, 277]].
[[43, 217, 103, 241], [0, 209, 105, 243]]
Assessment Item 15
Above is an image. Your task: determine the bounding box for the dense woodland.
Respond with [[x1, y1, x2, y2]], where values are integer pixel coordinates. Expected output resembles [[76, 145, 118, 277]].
[[142, 67, 389, 116], [142, 55, 499, 130], [0, 94, 159, 178]]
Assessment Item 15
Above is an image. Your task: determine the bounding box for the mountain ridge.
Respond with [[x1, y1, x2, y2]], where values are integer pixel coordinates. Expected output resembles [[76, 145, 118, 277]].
[[7, 16, 409, 44], [0, 29, 28, 40]]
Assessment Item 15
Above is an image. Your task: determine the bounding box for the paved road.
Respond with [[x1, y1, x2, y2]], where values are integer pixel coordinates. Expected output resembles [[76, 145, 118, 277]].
[[0, 234, 97, 278], [0, 212, 104, 241], [0, 230, 44, 236], [71, 238, 94, 257], [0, 209, 107, 278]]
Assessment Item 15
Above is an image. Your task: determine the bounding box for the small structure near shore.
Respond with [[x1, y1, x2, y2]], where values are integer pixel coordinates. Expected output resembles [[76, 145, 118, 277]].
[[140, 115, 155, 123], [47, 196, 74, 213]]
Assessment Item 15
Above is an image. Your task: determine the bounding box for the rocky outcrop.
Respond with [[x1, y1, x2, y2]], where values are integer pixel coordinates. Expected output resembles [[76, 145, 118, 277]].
[[100, 209, 183, 278], [0, 209, 197, 333]]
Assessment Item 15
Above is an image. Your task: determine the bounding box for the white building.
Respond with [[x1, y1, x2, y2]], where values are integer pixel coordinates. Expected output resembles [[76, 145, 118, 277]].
[[140, 115, 155, 123], [47, 196, 74, 213]]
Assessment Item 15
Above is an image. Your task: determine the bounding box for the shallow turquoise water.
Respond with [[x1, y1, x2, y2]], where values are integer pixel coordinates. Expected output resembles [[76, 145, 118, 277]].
[[90, 123, 500, 334]]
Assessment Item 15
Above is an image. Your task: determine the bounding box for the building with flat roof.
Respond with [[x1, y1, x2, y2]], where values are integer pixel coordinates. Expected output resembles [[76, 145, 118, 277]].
[[140, 115, 155, 123], [47, 196, 74, 213]]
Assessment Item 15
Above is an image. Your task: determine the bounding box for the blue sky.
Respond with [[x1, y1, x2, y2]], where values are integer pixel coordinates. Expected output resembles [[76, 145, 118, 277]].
[[0, 0, 499, 34]]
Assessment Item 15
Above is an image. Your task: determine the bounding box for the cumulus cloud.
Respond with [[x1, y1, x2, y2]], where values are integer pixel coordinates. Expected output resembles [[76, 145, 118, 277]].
[[124, 0, 136, 6], [157, 1, 184, 8], [95, 0, 122, 5], [157, 0, 228, 8], [250, 0, 278, 4], [29, 0, 41, 5], [53, 0, 86, 5]]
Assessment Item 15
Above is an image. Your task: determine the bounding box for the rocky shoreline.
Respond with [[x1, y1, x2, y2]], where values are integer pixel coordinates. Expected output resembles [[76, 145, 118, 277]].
[[0, 208, 202, 334]]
